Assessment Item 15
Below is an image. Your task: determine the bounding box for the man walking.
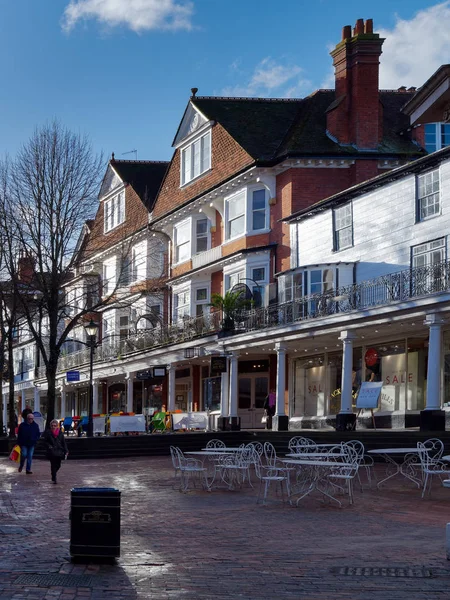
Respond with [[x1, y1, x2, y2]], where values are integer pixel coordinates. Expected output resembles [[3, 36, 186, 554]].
[[17, 413, 41, 474]]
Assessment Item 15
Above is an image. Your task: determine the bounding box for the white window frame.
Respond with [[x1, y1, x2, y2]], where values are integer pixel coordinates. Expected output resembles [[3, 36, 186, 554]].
[[225, 186, 269, 242], [194, 283, 210, 318], [173, 288, 191, 322], [131, 242, 146, 283], [333, 203, 353, 251], [102, 258, 117, 296], [424, 123, 450, 153], [104, 191, 125, 233], [412, 238, 446, 268], [174, 220, 192, 265], [102, 313, 116, 341], [194, 217, 210, 254], [417, 169, 440, 221], [180, 131, 211, 186]]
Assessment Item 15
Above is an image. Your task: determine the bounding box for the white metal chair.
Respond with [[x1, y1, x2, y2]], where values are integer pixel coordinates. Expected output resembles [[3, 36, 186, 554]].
[[171, 446, 212, 493], [288, 437, 317, 454], [343, 440, 374, 490], [326, 445, 359, 505], [417, 440, 450, 498], [169, 445, 181, 481], [206, 439, 226, 449], [254, 453, 290, 505], [219, 445, 254, 490]]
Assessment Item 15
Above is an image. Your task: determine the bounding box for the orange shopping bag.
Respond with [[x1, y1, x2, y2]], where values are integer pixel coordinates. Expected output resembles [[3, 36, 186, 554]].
[[9, 445, 21, 463]]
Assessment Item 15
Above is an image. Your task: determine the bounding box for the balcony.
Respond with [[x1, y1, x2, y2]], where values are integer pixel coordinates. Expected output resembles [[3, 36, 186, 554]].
[[38, 311, 223, 377], [192, 246, 222, 269], [243, 261, 450, 331]]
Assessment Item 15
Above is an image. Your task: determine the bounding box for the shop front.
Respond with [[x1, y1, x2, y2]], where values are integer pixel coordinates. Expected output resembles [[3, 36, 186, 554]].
[[291, 336, 431, 429]]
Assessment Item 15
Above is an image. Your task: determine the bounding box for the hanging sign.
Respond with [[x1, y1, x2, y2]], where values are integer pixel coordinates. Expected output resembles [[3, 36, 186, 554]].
[[66, 370, 80, 382], [136, 369, 153, 380], [210, 356, 227, 377]]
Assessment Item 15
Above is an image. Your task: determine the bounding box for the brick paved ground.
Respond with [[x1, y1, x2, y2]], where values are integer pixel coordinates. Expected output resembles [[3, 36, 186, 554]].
[[1, 455, 450, 599]]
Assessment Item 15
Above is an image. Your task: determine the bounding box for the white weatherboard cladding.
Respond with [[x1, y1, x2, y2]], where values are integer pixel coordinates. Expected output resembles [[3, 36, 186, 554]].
[[294, 159, 450, 283]]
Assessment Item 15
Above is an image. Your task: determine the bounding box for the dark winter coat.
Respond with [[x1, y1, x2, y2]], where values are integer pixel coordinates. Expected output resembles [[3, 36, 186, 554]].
[[42, 429, 68, 459], [17, 421, 41, 447]]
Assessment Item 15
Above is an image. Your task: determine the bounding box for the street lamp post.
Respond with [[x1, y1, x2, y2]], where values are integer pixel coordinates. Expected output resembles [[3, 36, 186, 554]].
[[83, 319, 100, 438]]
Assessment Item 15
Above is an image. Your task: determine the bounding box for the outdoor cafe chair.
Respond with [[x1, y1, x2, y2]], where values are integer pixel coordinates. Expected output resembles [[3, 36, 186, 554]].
[[171, 446, 211, 493], [219, 445, 255, 490], [206, 439, 226, 449], [343, 440, 374, 490], [169, 445, 182, 481], [326, 445, 359, 505], [254, 453, 290, 505], [417, 440, 450, 498], [288, 437, 317, 453], [151, 412, 167, 433]]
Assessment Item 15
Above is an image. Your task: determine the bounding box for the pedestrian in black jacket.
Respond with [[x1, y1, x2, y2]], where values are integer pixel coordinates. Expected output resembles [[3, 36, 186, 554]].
[[42, 420, 68, 484], [17, 413, 41, 474]]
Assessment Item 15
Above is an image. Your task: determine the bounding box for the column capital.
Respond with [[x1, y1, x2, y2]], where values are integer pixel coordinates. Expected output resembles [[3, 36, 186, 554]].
[[424, 313, 446, 327], [275, 342, 288, 352], [229, 351, 240, 360], [339, 331, 357, 342]]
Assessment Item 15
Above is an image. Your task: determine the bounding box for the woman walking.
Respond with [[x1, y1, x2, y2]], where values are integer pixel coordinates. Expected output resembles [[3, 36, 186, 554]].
[[42, 420, 68, 484]]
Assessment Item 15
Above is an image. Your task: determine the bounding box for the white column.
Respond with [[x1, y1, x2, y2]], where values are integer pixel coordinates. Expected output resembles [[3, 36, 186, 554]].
[[61, 387, 66, 418], [126, 374, 134, 413], [339, 331, 357, 413], [168, 365, 176, 412], [424, 314, 444, 410], [93, 381, 99, 414], [33, 387, 40, 413], [220, 369, 229, 417], [229, 352, 239, 417], [2, 394, 7, 429], [275, 343, 287, 416], [21, 390, 26, 412]]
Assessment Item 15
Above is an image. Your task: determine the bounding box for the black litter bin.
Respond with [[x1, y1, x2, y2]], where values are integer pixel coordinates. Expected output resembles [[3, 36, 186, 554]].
[[70, 487, 121, 559]]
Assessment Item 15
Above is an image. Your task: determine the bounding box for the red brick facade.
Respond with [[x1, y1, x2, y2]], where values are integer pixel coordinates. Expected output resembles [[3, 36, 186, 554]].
[[153, 124, 254, 220]]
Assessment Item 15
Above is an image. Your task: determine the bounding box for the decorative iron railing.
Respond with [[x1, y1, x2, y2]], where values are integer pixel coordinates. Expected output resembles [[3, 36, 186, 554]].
[[242, 261, 450, 331], [36, 261, 450, 378]]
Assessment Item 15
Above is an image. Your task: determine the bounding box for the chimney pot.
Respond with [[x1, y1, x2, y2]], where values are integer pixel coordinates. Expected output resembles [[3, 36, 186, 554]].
[[407, 86, 416, 92], [398, 86, 407, 92], [364, 19, 373, 34], [353, 18, 364, 36], [342, 25, 351, 40], [191, 87, 198, 98]]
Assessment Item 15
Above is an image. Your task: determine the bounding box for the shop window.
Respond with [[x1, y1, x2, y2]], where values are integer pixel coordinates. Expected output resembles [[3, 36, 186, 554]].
[[417, 169, 440, 221], [333, 203, 353, 251]]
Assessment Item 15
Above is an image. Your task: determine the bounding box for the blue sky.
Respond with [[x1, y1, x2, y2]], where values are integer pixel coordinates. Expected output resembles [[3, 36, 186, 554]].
[[0, 0, 449, 163]]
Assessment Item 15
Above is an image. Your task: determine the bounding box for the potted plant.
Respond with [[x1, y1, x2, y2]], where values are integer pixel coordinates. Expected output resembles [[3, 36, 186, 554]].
[[209, 290, 253, 337]]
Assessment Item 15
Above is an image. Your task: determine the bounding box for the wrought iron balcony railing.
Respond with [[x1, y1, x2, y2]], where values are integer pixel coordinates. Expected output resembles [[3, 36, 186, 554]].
[[242, 260, 450, 331], [35, 261, 450, 378]]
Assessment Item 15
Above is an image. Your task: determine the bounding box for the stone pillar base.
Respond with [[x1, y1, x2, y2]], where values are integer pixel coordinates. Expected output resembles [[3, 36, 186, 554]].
[[227, 416, 241, 431], [272, 415, 289, 431], [217, 417, 228, 431], [335, 412, 357, 432], [420, 409, 445, 432]]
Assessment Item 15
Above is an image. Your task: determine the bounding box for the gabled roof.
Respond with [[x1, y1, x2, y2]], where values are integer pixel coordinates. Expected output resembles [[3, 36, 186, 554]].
[[190, 90, 424, 163], [110, 159, 169, 211]]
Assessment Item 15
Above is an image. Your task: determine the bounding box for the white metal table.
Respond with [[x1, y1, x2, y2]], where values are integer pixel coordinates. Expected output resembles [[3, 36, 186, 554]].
[[282, 458, 354, 507], [367, 448, 421, 488]]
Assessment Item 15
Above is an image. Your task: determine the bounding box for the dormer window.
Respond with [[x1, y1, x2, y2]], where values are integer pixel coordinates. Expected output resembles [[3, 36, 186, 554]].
[[104, 191, 125, 233], [181, 131, 211, 186]]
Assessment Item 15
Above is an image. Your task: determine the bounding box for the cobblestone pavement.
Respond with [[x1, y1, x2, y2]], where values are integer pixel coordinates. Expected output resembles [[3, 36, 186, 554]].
[[1, 455, 450, 599]]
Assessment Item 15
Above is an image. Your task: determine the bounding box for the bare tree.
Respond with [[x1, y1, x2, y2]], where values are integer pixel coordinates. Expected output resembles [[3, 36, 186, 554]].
[[1, 122, 168, 429], [3, 122, 105, 428]]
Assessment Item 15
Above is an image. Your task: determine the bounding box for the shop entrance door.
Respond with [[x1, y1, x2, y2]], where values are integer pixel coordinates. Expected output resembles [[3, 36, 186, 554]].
[[238, 374, 268, 429]]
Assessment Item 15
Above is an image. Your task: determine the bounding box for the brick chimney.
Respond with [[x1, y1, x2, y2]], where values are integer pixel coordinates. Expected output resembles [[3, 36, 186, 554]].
[[327, 19, 385, 149], [17, 252, 35, 283]]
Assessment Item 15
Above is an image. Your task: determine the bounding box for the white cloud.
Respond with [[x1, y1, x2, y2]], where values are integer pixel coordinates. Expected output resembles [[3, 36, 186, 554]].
[[62, 0, 195, 33], [221, 57, 312, 98], [379, 2, 450, 88]]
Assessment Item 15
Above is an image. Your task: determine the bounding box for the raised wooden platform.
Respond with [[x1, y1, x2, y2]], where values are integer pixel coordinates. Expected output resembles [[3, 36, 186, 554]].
[[2, 429, 450, 459]]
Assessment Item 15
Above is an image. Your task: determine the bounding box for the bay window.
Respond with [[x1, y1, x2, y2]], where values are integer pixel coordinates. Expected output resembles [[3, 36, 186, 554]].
[[225, 187, 268, 240], [174, 290, 190, 321], [227, 191, 245, 238], [175, 221, 191, 264]]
